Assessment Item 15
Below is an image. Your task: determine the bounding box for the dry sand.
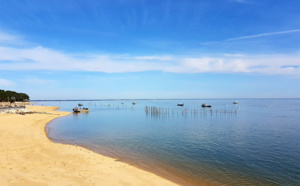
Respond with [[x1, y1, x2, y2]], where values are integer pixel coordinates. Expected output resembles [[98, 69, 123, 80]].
[[0, 105, 178, 186]]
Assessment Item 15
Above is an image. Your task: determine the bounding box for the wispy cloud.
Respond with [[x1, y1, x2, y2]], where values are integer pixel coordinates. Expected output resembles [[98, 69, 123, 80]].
[[201, 29, 300, 45], [231, 0, 249, 3], [0, 79, 15, 86], [223, 53, 245, 57], [0, 30, 31, 46], [0, 32, 20, 44], [0, 31, 299, 75], [134, 55, 172, 61], [24, 78, 56, 85], [225, 29, 300, 41]]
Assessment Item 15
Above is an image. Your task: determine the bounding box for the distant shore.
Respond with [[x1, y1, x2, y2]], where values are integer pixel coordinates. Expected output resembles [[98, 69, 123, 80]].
[[0, 105, 178, 185], [0, 101, 30, 107]]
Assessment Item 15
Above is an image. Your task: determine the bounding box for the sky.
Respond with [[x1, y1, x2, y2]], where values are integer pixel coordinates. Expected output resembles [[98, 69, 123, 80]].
[[0, 0, 299, 99]]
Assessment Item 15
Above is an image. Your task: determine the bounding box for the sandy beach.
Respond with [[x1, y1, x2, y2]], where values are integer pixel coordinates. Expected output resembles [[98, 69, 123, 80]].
[[0, 105, 178, 186]]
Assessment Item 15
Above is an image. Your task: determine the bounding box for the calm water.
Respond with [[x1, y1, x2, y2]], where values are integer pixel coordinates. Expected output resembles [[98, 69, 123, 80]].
[[40, 99, 300, 185]]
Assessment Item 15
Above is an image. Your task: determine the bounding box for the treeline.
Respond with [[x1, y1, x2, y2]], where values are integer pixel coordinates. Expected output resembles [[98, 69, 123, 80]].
[[0, 90, 30, 102]]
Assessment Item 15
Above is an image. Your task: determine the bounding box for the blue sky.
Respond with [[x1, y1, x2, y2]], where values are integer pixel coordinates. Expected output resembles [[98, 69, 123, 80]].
[[0, 0, 299, 99]]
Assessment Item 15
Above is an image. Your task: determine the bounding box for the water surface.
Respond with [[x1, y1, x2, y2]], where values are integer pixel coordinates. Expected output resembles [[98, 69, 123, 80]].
[[41, 99, 300, 185]]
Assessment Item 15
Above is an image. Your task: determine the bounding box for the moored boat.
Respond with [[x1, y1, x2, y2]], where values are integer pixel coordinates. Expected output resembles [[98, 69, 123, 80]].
[[202, 103, 212, 108], [80, 108, 90, 112], [73, 107, 89, 113], [177, 103, 184, 106], [73, 107, 80, 112]]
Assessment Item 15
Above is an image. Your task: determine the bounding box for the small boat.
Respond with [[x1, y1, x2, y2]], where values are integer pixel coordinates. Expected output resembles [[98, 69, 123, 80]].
[[73, 107, 80, 112], [78, 103, 83, 106], [202, 103, 212, 108], [233, 101, 238, 104], [132, 102, 136, 105], [177, 103, 184, 106], [80, 108, 90, 112], [73, 107, 89, 113]]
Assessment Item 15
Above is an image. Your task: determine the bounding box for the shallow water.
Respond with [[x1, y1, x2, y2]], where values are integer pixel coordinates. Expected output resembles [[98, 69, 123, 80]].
[[41, 99, 300, 185]]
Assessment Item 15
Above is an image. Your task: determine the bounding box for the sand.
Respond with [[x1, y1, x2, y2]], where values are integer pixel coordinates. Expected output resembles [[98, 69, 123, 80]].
[[0, 105, 178, 186]]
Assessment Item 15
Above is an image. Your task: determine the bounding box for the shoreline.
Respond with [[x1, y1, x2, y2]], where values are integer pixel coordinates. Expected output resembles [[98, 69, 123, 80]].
[[48, 135, 219, 186], [0, 105, 178, 185], [64, 142, 220, 186], [45, 108, 219, 186]]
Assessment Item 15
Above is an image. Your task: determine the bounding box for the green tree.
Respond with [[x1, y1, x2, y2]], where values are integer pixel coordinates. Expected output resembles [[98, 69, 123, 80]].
[[0, 89, 6, 102], [0, 90, 30, 102]]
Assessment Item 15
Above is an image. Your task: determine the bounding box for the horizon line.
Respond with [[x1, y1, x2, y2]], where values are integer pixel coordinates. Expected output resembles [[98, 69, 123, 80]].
[[30, 98, 300, 101]]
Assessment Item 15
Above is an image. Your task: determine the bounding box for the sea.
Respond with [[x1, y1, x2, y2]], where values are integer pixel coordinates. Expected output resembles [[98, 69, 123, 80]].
[[36, 99, 300, 185]]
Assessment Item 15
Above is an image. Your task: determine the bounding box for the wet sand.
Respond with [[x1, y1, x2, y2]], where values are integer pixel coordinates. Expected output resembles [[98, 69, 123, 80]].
[[0, 105, 178, 185]]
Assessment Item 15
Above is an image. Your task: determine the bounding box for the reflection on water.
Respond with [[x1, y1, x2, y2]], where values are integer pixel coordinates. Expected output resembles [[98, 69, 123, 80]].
[[43, 99, 300, 185], [72, 112, 89, 116]]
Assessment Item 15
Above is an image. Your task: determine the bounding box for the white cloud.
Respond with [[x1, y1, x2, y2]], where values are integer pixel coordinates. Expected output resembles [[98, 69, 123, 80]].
[[0, 32, 18, 43], [179, 57, 249, 73], [0, 45, 299, 75], [0, 79, 15, 86], [0, 31, 28, 46], [0, 31, 299, 75]]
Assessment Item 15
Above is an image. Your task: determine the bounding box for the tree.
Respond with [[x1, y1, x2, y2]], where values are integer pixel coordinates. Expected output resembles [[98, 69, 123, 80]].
[[0, 89, 5, 102], [0, 90, 30, 102]]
